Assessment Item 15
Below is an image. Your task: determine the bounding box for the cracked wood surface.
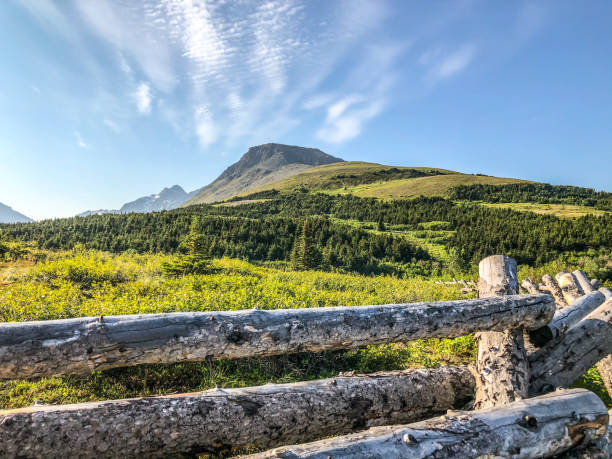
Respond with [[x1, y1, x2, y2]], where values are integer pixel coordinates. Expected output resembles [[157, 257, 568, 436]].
[[0, 367, 475, 458], [528, 291, 605, 347], [0, 295, 554, 380], [529, 298, 612, 396], [245, 389, 609, 459], [474, 255, 529, 409]]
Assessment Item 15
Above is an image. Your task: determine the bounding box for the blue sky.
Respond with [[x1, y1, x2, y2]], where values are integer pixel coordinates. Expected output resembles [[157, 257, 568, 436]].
[[1, 0, 611, 219]]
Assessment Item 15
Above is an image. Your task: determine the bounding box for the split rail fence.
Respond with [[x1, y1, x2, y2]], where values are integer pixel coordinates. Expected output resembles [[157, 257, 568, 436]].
[[0, 255, 610, 458]]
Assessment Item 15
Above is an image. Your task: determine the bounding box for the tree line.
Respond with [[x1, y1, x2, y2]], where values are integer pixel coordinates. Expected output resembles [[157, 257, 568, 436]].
[[447, 183, 612, 210], [2, 192, 610, 272]]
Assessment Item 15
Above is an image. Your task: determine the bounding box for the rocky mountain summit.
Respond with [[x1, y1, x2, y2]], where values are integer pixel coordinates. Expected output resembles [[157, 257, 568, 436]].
[[184, 143, 344, 205]]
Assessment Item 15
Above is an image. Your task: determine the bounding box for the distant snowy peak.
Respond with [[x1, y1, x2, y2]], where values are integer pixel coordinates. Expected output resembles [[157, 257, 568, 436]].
[[0, 202, 34, 223], [78, 185, 196, 217]]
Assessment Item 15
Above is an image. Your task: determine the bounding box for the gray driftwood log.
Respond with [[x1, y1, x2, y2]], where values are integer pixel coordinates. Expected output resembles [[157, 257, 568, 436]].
[[543, 274, 568, 306], [0, 367, 475, 458], [0, 295, 554, 380], [528, 291, 605, 347], [521, 278, 540, 294], [573, 270, 596, 294], [597, 356, 612, 404], [529, 298, 612, 395], [600, 287, 612, 300], [245, 389, 609, 459], [474, 255, 529, 409], [556, 272, 584, 304]]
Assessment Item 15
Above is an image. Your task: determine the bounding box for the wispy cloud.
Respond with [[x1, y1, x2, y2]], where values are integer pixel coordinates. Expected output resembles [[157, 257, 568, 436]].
[[422, 44, 476, 85], [194, 105, 217, 147], [19, 0, 398, 147], [103, 119, 120, 132], [317, 97, 383, 144], [133, 82, 152, 115], [74, 131, 89, 148]]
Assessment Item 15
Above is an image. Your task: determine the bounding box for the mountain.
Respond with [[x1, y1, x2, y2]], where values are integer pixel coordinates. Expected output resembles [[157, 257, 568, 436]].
[[238, 161, 532, 200], [184, 143, 344, 205], [78, 185, 196, 217], [0, 202, 33, 223]]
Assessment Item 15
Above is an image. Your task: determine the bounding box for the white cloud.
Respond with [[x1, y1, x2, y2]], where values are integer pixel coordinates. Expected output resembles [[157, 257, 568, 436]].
[[74, 0, 176, 92], [74, 131, 89, 148], [317, 97, 383, 144], [194, 105, 217, 147], [303, 93, 336, 111], [133, 83, 152, 115], [422, 44, 476, 85], [103, 119, 120, 132]]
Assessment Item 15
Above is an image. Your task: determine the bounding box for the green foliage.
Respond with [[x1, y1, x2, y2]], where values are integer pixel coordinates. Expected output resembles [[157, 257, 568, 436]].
[[0, 230, 8, 260], [448, 183, 612, 210], [1, 190, 610, 271], [290, 219, 323, 270], [0, 250, 609, 410], [161, 217, 212, 277]]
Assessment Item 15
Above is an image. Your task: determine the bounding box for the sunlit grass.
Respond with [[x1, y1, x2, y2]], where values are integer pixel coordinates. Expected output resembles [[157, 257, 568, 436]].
[[0, 249, 608, 410]]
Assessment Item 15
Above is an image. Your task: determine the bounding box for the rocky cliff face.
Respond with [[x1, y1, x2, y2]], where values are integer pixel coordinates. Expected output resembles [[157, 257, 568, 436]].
[[185, 143, 344, 205]]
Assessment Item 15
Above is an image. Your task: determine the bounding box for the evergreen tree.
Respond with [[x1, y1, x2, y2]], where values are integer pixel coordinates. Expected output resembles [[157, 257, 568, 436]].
[[291, 220, 322, 270], [0, 230, 8, 261], [161, 217, 211, 277]]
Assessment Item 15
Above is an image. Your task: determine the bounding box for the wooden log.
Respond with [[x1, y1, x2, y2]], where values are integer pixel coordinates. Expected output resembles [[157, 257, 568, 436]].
[[557, 272, 584, 304], [528, 291, 606, 347], [521, 278, 540, 294], [246, 389, 609, 459], [529, 298, 612, 395], [600, 287, 612, 300], [543, 274, 568, 306], [538, 283, 551, 293], [588, 288, 612, 397], [0, 367, 475, 459], [573, 270, 596, 294], [596, 356, 612, 402], [0, 295, 554, 380], [474, 255, 529, 409]]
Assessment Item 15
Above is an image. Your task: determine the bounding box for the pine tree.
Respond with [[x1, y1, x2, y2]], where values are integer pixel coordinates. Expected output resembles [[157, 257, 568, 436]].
[[161, 217, 211, 277], [291, 220, 322, 270], [0, 230, 8, 261]]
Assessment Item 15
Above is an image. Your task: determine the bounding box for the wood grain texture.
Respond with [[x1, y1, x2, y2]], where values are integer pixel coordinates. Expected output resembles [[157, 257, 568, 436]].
[[246, 389, 609, 459], [529, 298, 612, 395], [474, 255, 529, 409], [0, 295, 554, 380], [542, 274, 568, 306], [0, 367, 475, 458], [528, 291, 605, 347]]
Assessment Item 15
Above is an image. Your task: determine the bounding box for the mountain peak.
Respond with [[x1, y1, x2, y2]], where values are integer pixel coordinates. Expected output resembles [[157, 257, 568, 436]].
[[185, 143, 344, 205], [0, 202, 33, 223]]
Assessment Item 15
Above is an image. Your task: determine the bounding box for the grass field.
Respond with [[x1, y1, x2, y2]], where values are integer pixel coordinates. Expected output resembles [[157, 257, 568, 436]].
[[335, 174, 531, 199], [482, 202, 610, 218], [244, 161, 530, 200], [0, 249, 609, 412]]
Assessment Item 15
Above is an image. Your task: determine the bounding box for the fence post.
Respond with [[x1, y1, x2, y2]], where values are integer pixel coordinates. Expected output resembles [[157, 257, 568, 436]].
[[474, 255, 528, 409]]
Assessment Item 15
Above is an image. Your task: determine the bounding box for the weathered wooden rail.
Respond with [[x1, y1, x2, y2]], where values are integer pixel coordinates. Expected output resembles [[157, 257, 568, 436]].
[[0, 255, 610, 458], [0, 294, 553, 379]]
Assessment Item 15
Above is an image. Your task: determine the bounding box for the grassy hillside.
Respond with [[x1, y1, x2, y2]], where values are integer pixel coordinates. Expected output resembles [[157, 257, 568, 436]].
[[243, 161, 529, 200], [483, 202, 609, 218]]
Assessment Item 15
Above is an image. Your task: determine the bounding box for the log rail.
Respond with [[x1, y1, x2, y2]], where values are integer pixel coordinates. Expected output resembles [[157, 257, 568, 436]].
[[0, 255, 610, 458]]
